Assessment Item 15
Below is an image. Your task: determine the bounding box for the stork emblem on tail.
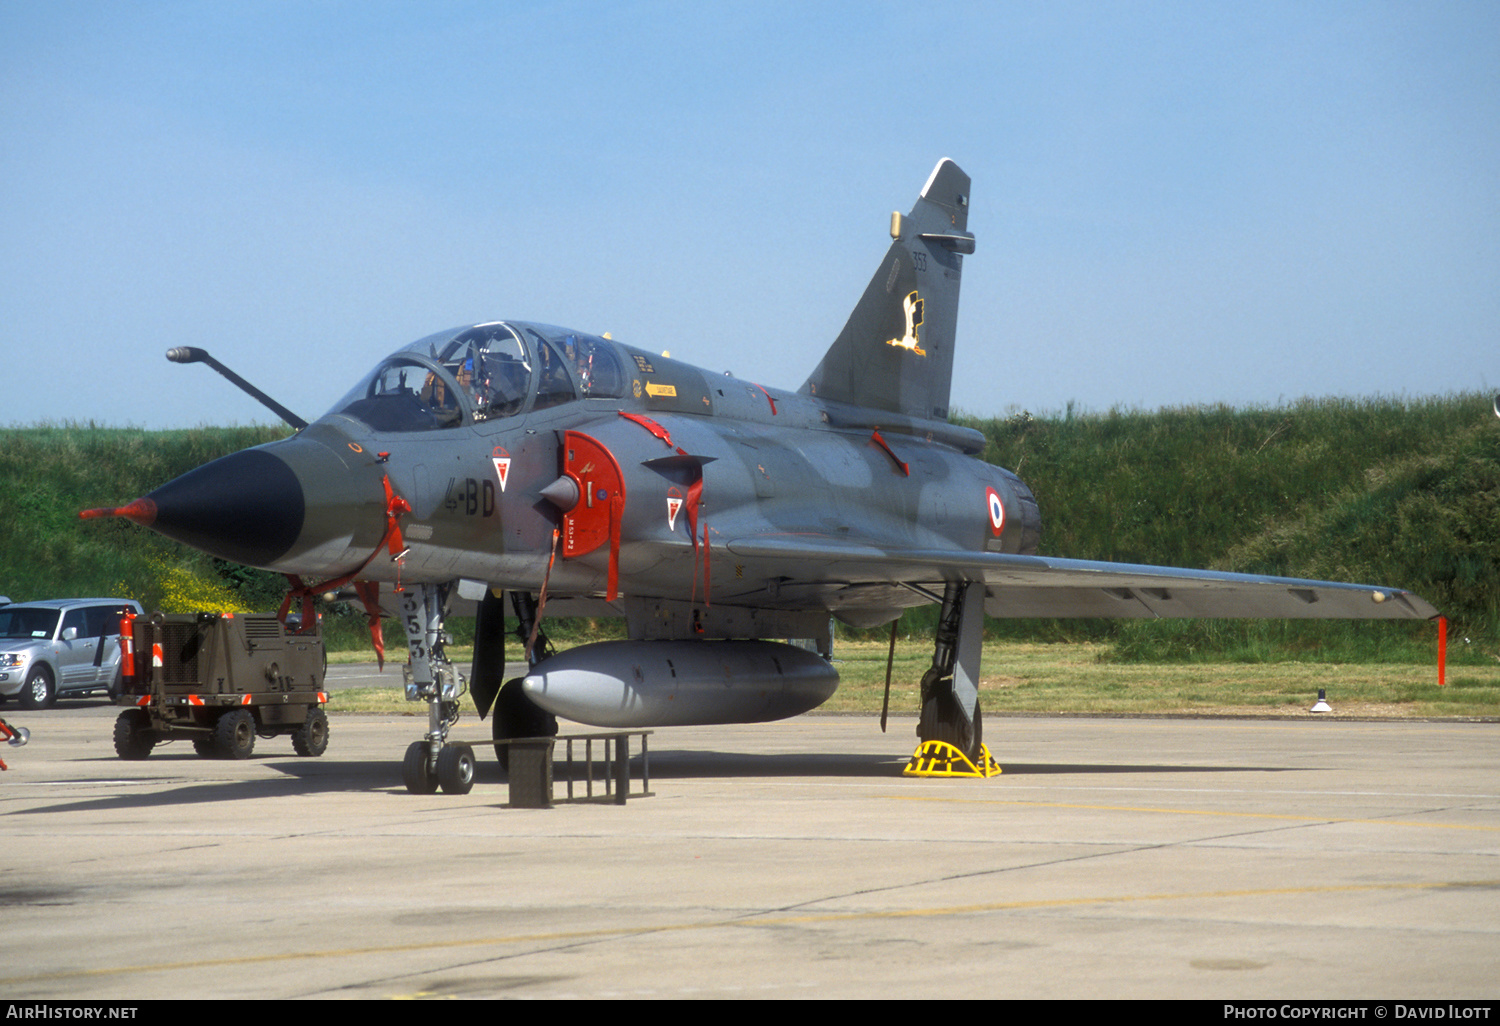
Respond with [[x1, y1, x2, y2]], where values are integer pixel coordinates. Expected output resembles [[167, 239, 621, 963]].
[[886, 291, 925, 356]]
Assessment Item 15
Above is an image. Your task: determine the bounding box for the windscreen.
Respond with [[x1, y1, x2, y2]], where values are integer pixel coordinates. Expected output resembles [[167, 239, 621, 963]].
[[327, 322, 630, 430], [0, 607, 60, 640]]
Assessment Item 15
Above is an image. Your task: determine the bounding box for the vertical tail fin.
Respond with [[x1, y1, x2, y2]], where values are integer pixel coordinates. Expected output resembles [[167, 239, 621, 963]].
[[800, 159, 974, 422]]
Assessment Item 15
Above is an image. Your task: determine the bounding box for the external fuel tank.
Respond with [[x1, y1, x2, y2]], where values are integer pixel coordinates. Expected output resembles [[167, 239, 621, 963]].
[[521, 640, 839, 728]]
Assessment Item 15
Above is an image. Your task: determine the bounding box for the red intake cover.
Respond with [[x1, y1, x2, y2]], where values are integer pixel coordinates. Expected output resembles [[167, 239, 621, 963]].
[[561, 431, 626, 559]]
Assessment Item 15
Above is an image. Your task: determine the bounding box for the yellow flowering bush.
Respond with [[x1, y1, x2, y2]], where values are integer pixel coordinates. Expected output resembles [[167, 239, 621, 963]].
[[152, 561, 250, 615]]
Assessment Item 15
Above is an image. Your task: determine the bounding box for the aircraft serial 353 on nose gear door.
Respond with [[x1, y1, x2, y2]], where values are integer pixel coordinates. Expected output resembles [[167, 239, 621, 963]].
[[84, 159, 1439, 790]]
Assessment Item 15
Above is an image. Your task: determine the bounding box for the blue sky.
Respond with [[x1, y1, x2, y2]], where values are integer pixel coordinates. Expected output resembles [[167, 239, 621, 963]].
[[3, 1, 1497, 428]]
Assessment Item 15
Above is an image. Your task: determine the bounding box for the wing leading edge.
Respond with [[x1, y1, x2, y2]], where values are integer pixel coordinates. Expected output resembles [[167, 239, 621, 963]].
[[722, 537, 1439, 621]]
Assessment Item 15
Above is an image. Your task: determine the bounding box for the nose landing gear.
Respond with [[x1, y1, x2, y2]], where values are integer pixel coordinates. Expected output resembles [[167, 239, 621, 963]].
[[398, 584, 473, 795]]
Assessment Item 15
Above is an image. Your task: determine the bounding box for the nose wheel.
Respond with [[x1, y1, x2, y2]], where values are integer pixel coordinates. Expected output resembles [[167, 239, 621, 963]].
[[437, 743, 476, 794], [402, 741, 438, 794], [403, 740, 475, 795]]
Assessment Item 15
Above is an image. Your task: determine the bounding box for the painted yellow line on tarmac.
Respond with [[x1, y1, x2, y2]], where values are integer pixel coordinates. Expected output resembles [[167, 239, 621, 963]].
[[889, 795, 1500, 831], [4, 878, 1496, 988]]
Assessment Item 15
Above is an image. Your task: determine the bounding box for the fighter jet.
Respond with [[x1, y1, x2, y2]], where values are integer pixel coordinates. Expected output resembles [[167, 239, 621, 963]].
[[83, 159, 1437, 793]]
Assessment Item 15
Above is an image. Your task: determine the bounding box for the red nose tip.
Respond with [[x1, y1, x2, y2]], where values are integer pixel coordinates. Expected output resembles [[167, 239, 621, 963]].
[[79, 498, 158, 526]]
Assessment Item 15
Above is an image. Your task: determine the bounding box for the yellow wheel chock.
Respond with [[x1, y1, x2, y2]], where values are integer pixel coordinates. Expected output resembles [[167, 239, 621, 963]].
[[903, 740, 1001, 778]]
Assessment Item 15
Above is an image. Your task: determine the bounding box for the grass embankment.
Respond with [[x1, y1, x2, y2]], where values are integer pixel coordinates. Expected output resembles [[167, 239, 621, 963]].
[[5, 396, 1498, 717], [0, 423, 288, 610], [326, 638, 1500, 719], [959, 394, 1500, 660]]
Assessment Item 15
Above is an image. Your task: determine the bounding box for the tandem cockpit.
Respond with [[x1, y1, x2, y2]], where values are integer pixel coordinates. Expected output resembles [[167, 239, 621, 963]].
[[329, 321, 630, 432]]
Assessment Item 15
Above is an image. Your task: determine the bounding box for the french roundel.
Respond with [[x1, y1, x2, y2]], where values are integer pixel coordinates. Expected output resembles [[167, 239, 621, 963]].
[[985, 487, 1005, 537]]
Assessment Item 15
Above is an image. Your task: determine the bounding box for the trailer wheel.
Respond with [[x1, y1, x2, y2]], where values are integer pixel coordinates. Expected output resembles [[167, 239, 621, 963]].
[[214, 708, 256, 759], [113, 709, 155, 760], [291, 707, 329, 757]]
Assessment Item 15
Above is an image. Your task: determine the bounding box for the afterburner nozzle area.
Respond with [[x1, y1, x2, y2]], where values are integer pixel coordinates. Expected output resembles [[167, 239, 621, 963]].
[[989, 467, 1042, 557]]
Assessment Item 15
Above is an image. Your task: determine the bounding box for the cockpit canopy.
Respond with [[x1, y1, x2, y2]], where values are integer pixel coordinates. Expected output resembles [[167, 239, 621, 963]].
[[329, 322, 628, 432]]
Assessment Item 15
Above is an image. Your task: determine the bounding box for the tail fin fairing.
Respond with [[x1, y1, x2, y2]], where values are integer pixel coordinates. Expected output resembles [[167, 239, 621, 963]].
[[800, 159, 974, 422]]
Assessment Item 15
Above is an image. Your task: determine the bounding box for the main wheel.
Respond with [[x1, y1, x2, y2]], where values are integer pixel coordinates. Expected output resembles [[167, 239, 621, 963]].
[[492, 677, 557, 772], [20, 665, 55, 710], [213, 708, 256, 759], [403, 740, 438, 794], [113, 709, 155, 759], [918, 684, 982, 760], [437, 743, 476, 795], [291, 707, 329, 757]]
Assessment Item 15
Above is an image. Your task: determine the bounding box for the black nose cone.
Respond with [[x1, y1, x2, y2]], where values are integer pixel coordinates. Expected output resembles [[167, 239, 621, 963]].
[[144, 448, 305, 567]]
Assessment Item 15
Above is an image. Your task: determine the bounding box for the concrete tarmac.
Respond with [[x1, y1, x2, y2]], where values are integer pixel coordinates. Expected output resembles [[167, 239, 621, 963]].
[[0, 701, 1496, 1000]]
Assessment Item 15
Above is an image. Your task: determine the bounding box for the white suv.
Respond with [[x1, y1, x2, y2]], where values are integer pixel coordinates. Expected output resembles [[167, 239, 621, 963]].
[[0, 599, 144, 709]]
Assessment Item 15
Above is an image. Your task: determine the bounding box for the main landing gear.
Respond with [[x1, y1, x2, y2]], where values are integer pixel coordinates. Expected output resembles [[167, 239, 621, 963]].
[[474, 590, 557, 773], [908, 580, 999, 777]]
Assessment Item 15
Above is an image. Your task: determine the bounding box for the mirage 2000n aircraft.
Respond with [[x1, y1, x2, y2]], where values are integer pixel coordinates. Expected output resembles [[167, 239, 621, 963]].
[[83, 159, 1438, 793]]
